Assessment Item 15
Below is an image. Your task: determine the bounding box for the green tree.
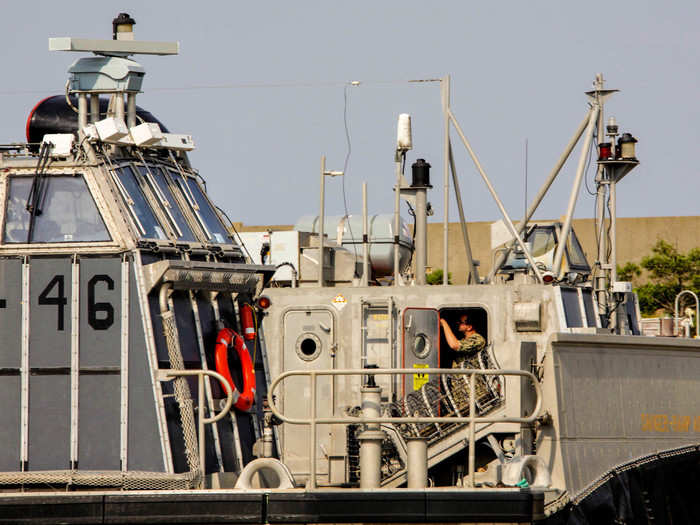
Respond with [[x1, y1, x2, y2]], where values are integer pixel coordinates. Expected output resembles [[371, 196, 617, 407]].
[[426, 268, 452, 285], [617, 240, 700, 315], [617, 262, 641, 283]]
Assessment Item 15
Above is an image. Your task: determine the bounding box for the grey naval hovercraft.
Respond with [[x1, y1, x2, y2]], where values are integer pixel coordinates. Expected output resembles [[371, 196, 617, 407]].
[[0, 13, 699, 525]]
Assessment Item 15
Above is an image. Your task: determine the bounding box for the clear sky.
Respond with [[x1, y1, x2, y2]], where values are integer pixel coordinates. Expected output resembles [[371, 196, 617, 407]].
[[1, 2, 698, 228]]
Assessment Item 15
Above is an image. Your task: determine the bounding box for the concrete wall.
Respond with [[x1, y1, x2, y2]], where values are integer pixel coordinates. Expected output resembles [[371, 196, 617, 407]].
[[236, 216, 700, 285], [426, 216, 700, 284]]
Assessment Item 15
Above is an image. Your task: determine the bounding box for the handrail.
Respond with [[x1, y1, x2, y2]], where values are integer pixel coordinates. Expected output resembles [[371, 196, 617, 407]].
[[675, 290, 699, 338], [158, 368, 234, 486], [267, 367, 542, 489]]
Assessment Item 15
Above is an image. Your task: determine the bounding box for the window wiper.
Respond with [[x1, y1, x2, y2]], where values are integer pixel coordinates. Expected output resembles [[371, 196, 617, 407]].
[[25, 141, 53, 243]]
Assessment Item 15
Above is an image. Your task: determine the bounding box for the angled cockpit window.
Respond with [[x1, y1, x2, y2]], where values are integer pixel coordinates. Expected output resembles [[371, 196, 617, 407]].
[[183, 177, 230, 243], [501, 225, 589, 273], [529, 227, 557, 269], [503, 226, 557, 270], [113, 166, 167, 240], [530, 227, 556, 258], [565, 231, 589, 269], [4, 175, 111, 244], [136, 165, 196, 242]]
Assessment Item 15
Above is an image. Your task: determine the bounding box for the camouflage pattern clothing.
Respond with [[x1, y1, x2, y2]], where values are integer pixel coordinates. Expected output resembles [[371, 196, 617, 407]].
[[449, 332, 492, 414], [452, 333, 486, 368]]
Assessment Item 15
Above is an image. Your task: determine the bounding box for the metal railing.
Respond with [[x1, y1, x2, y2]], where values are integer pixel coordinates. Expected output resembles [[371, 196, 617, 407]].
[[267, 368, 542, 489], [157, 368, 234, 486], [675, 290, 699, 338]]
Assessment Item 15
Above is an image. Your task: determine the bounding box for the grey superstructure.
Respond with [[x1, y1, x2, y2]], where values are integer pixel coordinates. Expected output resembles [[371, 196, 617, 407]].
[[0, 14, 697, 525]]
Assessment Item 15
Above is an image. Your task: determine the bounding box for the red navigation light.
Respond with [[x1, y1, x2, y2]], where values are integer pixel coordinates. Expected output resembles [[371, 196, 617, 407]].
[[256, 296, 271, 310], [542, 272, 555, 283], [598, 142, 612, 160]]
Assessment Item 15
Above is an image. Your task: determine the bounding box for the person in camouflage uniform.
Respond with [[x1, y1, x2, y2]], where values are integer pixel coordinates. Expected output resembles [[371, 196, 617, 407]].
[[440, 314, 486, 368], [440, 314, 492, 414]]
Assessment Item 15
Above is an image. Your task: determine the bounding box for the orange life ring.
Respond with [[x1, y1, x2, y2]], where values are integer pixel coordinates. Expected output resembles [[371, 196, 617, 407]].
[[214, 328, 256, 412]]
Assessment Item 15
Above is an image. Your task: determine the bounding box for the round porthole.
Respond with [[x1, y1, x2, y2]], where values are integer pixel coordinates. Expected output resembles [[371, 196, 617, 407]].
[[295, 332, 322, 361], [412, 332, 431, 359]]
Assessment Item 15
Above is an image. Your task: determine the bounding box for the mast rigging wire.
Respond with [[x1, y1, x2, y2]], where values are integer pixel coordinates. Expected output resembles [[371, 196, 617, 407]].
[[340, 83, 360, 277]]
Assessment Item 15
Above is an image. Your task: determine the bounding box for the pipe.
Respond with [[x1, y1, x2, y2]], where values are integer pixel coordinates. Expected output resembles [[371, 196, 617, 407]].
[[159, 368, 234, 486], [595, 173, 608, 316], [276, 262, 297, 288], [388, 297, 395, 397], [319, 156, 325, 287], [449, 141, 478, 284], [362, 182, 369, 286], [675, 290, 700, 338], [610, 177, 620, 333], [595, 80, 610, 316], [78, 93, 88, 131], [267, 368, 544, 489], [114, 93, 125, 122], [263, 423, 274, 458], [448, 109, 544, 283], [552, 105, 600, 277], [488, 110, 592, 281], [359, 384, 383, 488], [442, 75, 450, 285], [127, 93, 137, 129], [358, 430, 384, 488], [90, 94, 100, 123], [158, 282, 172, 314], [594, 75, 607, 189], [393, 156, 402, 286], [406, 437, 428, 488], [468, 373, 476, 488], [610, 179, 618, 285], [414, 186, 428, 285], [309, 371, 317, 488], [268, 369, 544, 427], [198, 373, 205, 476], [235, 458, 295, 489], [361, 385, 382, 430]]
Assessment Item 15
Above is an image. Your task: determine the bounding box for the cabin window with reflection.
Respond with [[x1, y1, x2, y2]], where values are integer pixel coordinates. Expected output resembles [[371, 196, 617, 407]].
[[559, 287, 602, 329], [530, 227, 557, 268], [565, 232, 588, 269], [3, 175, 110, 243], [183, 177, 231, 243], [136, 165, 197, 242], [503, 226, 557, 270], [112, 165, 167, 240], [560, 288, 584, 328]]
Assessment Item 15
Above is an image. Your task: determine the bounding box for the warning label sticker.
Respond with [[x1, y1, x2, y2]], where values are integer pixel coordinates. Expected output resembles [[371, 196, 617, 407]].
[[332, 294, 347, 311], [413, 363, 429, 391]]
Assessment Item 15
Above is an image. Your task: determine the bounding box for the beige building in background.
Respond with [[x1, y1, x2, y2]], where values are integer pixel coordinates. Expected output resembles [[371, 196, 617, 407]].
[[235, 216, 700, 285]]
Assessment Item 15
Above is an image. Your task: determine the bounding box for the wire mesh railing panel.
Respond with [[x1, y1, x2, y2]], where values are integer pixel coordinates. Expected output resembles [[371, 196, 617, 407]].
[[0, 470, 195, 490]]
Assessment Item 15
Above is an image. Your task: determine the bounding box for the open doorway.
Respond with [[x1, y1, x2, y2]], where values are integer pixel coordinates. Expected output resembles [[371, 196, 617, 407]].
[[438, 307, 488, 369]]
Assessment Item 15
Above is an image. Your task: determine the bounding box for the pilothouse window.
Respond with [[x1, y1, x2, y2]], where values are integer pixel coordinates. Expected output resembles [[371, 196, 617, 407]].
[[530, 228, 556, 263], [501, 225, 590, 273], [503, 227, 557, 270], [113, 166, 167, 240], [566, 232, 589, 269], [184, 178, 230, 243], [136, 165, 196, 242], [4, 175, 110, 243]]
